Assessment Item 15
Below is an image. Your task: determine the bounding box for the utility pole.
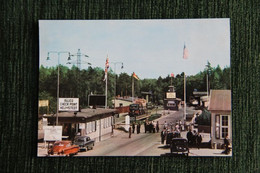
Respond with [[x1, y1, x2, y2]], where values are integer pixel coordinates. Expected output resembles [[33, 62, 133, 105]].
[[111, 62, 123, 108], [47, 51, 70, 125], [67, 49, 91, 98]]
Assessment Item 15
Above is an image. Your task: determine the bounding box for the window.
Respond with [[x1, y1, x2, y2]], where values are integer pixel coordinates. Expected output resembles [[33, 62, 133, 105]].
[[221, 115, 229, 139], [215, 114, 220, 139], [103, 117, 112, 128], [86, 121, 96, 134]]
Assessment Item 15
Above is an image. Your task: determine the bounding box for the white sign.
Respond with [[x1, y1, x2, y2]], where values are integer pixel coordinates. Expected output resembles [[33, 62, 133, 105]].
[[59, 98, 79, 111], [43, 126, 62, 141], [166, 92, 176, 99]]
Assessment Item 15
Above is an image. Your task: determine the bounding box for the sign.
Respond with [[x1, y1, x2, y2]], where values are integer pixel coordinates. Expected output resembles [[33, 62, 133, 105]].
[[88, 95, 105, 107], [59, 98, 79, 111], [43, 126, 62, 141], [166, 92, 176, 99], [39, 100, 49, 107]]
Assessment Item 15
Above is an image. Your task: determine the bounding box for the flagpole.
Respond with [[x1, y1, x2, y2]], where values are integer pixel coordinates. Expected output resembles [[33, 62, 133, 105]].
[[132, 75, 134, 102], [184, 72, 186, 121], [105, 74, 108, 109]]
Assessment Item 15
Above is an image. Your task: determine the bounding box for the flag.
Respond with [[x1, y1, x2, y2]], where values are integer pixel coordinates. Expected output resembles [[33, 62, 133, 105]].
[[104, 57, 109, 81], [133, 72, 139, 80], [183, 44, 189, 59], [105, 57, 109, 69], [171, 73, 174, 78]]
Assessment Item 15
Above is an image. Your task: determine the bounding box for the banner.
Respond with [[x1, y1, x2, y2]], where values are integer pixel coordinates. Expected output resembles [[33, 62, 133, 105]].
[[43, 126, 62, 141]]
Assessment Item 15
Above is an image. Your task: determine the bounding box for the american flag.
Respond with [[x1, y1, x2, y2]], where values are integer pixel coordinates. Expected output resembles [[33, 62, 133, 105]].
[[183, 44, 189, 59], [171, 73, 174, 78]]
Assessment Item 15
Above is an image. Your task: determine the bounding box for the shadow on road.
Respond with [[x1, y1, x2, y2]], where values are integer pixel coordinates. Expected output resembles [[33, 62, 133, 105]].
[[158, 145, 170, 149], [160, 153, 188, 157]]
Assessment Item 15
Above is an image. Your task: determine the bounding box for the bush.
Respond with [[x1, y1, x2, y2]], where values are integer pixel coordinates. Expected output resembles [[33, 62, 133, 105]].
[[195, 109, 211, 125], [148, 114, 162, 121]]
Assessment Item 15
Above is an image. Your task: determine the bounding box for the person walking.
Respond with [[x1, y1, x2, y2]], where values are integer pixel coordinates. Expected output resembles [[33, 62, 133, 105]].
[[196, 132, 202, 149], [152, 121, 156, 133], [161, 129, 166, 144], [129, 126, 132, 138], [186, 129, 193, 146], [192, 130, 197, 146], [156, 121, 159, 133], [132, 122, 135, 133], [137, 123, 140, 134], [163, 121, 168, 129], [144, 120, 147, 133]]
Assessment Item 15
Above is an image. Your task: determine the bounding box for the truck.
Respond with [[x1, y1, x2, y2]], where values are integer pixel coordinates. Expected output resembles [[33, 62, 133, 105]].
[[129, 103, 145, 117]]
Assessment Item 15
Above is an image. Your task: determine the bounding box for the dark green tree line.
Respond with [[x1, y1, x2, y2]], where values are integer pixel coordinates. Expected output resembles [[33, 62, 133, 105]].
[[39, 63, 230, 114]]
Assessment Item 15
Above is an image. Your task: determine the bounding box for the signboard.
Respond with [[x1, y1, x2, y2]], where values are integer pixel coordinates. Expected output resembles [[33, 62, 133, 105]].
[[166, 92, 176, 99], [88, 95, 105, 107], [43, 126, 62, 141], [59, 98, 79, 111], [39, 100, 49, 107]]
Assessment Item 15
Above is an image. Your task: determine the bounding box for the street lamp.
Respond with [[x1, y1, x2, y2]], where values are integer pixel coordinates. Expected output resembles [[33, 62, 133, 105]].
[[47, 51, 70, 125], [111, 62, 124, 108]]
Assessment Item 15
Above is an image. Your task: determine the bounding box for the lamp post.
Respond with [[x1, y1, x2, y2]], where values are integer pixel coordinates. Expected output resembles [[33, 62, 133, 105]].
[[47, 51, 70, 125], [111, 62, 124, 108]]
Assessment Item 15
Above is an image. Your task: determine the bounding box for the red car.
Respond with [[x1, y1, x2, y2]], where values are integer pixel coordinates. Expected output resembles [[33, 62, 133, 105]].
[[48, 141, 79, 156]]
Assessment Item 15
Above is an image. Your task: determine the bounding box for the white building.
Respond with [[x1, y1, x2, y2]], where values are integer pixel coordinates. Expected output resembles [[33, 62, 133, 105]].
[[43, 108, 117, 142], [208, 90, 232, 149]]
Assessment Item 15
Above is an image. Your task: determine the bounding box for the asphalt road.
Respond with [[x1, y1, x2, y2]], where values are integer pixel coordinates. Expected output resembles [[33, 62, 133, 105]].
[[76, 109, 184, 156]]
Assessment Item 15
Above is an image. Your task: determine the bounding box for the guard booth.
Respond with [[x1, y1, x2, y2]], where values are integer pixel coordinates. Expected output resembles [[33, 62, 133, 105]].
[[163, 85, 181, 110]]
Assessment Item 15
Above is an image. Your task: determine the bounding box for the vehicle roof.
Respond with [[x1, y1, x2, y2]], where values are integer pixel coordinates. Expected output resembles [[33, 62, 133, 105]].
[[74, 136, 90, 138]]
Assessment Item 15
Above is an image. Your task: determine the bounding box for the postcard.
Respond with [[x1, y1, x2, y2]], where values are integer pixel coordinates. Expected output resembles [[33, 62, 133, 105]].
[[38, 19, 231, 157]]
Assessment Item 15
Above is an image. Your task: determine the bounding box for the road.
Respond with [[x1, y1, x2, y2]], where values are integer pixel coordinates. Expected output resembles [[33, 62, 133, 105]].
[[76, 109, 184, 156], [38, 106, 231, 157]]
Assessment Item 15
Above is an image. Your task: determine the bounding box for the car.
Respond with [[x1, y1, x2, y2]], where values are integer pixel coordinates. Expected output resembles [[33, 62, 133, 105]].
[[170, 138, 189, 156], [73, 136, 95, 151], [47, 141, 79, 156]]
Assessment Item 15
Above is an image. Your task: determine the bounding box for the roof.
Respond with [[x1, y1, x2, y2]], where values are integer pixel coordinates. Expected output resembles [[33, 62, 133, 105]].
[[208, 90, 231, 111], [44, 108, 117, 118]]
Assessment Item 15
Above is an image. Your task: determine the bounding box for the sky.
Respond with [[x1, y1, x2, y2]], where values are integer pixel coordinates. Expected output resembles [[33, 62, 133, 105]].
[[39, 19, 230, 79]]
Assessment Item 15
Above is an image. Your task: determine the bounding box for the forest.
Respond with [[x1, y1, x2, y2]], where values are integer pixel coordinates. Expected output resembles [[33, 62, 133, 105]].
[[39, 62, 230, 114]]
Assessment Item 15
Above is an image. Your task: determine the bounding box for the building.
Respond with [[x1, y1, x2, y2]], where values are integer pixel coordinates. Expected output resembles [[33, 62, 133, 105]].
[[208, 90, 231, 149], [43, 108, 118, 142], [163, 86, 181, 110]]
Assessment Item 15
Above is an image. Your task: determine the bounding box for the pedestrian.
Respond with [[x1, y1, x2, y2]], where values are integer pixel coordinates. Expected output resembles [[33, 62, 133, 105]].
[[161, 129, 166, 144], [144, 121, 147, 133], [223, 135, 231, 154], [186, 129, 193, 146], [163, 121, 168, 129], [132, 122, 135, 133], [152, 121, 156, 133], [137, 123, 140, 134], [129, 126, 132, 138], [192, 130, 197, 146], [149, 122, 152, 133], [156, 121, 159, 133], [196, 132, 202, 149]]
